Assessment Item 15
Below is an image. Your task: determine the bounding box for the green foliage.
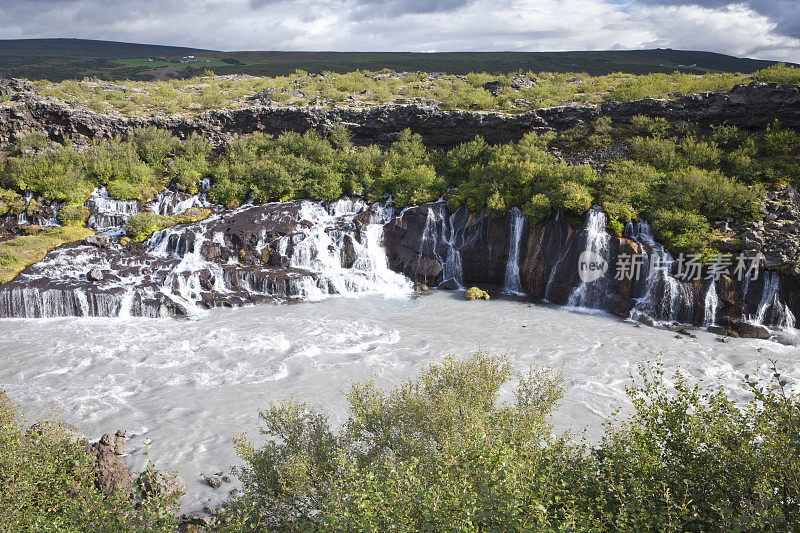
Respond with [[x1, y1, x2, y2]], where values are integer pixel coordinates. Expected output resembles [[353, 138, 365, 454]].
[[125, 208, 211, 243], [4, 117, 797, 257], [753, 63, 800, 85], [523, 193, 553, 225], [0, 392, 176, 531], [218, 353, 567, 530], [594, 360, 800, 530], [56, 204, 89, 226], [648, 208, 712, 255], [216, 354, 800, 532], [629, 115, 669, 138], [13, 132, 50, 155]]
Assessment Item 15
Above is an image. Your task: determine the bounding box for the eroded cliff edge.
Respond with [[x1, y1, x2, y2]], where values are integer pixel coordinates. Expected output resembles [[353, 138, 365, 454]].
[[1, 81, 799, 149]]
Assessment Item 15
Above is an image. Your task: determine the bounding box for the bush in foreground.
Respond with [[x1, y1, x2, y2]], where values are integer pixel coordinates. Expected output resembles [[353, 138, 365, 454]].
[[0, 392, 176, 532], [215, 353, 800, 532]]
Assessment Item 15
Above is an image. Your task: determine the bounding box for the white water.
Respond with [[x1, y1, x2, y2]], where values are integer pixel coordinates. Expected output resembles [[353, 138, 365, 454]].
[[1, 292, 797, 515], [567, 208, 611, 309], [752, 272, 796, 330], [627, 221, 694, 324], [704, 282, 719, 326], [284, 200, 412, 299], [1, 198, 411, 318], [501, 207, 525, 295], [87, 188, 139, 234]]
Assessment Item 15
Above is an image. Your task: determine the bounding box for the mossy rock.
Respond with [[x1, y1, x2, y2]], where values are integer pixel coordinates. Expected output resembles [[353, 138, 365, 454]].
[[0, 226, 94, 284], [25, 200, 42, 216], [125, 208, 211, 243], [465, 286, 490, 300]]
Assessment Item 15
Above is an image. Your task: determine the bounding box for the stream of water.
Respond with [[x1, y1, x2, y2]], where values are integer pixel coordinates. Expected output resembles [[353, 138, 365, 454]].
[[0, 292, 797, 514]]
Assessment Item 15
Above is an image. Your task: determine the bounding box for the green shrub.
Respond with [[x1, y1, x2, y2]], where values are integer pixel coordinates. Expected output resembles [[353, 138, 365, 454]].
[[754, 63, 800, 85], [648, 208, 712, 255], [56, 204, 89, 226], [216, 354, 800, 532], [14, 132, 50, 155], [629, 115, 669, 138], [125, 212, 164, 242], [0, 392, 176, 531], [125, 209, 211, 243], [523, 193, 552, 225], [554, 180, 593, 214]]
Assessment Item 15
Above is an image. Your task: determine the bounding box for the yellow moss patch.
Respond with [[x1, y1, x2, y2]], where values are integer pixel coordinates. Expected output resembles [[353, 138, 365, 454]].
[[0, 226, 94, 284], [465, 286, 490, 300]]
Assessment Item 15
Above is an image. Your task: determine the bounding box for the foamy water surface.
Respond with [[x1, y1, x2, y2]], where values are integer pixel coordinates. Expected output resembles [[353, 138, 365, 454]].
[[1, 291, 798, 514]]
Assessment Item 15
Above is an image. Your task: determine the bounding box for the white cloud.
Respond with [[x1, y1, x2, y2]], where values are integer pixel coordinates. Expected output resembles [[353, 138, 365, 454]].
[[0, 0, 797, 63]]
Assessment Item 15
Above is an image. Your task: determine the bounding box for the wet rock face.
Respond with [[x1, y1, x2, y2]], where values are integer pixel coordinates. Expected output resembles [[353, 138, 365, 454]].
[[0, 197, 411, 318], [383, 202, 799, 333], [1, 82, 798, 150], [93, 431, 132, 496]]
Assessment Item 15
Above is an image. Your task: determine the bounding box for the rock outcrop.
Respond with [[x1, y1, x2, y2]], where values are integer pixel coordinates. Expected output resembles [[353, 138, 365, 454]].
[[383, 202, 799, 336], [1, 82, 798, 150]]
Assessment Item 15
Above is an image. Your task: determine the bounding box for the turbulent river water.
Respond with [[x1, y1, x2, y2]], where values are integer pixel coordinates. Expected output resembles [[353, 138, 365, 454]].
[[1, 292, 798, 514]]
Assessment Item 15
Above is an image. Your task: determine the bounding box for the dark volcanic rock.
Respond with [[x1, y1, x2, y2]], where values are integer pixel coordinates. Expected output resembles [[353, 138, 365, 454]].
[[2, 82, 798, 150]]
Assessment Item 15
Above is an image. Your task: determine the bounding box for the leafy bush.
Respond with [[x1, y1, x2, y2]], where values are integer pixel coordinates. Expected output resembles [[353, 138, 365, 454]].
[[216, 354, 800, 532], [125, 209, 211, 243], [754, 63, 800, 85], [648, 208, 712, 255], [0, 392, 176, 531], [56, 204, 89, 226]]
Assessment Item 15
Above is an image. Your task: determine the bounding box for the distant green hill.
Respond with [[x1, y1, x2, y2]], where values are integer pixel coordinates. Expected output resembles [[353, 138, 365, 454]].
[[0, 39, 794, 81]]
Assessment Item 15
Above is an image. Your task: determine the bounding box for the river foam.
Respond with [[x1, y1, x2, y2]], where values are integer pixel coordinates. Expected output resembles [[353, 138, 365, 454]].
[[0, 292, 797, 514]]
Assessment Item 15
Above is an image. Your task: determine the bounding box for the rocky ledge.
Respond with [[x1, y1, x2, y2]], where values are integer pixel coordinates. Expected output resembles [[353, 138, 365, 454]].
[[1, 80, 799, 149]]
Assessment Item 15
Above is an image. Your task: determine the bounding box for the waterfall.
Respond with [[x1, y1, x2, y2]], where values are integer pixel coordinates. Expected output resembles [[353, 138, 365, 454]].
[[151, 189, 205, 216], [750, 272, 796, 330], [87, 187, 139, 234], [283, 200, 412, 299], [501, 208, 525, 296], [0, 197, 414, 318], [566, 208, 611, 309], [437, 203, 464, 289], [417, 203, 465, 289], [703, 282, 718, 326], [627, 220, 694, 324]]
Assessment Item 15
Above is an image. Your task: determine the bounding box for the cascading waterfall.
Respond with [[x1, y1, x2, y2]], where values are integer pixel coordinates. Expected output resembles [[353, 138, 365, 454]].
[[627, 220, 694, 324], [87, 187, 140, 234], [435, 203, 464, 289], [151, 190, 205, 216], [0, 193, 414, 318], [501, 207, 525, 295], [703, 282, 718, 326], [285, 200, 412, 299], [567, 208, 611, 309], [751, 271, 796, 330]]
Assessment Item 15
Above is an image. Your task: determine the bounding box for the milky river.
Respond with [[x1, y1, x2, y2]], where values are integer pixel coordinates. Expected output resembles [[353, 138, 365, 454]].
[[1, 291, 798, 514]]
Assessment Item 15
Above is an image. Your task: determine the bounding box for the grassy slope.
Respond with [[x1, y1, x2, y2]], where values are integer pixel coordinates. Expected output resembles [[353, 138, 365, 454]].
[[0, 226, 94, 283], [0, 39, 794, 81]]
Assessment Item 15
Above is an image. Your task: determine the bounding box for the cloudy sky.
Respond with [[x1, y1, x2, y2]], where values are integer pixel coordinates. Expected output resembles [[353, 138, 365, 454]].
[[1, 0, 799, 63]]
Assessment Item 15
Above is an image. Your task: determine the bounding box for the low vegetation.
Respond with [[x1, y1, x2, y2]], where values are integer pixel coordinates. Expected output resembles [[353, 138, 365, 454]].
[[0, 226, 94, 283], [3, 116, 798, 256], [125, 208, 211, 243], [210, 353, 800, 531], [0, 391, 176, 531], [16, 67, 773, 116]]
